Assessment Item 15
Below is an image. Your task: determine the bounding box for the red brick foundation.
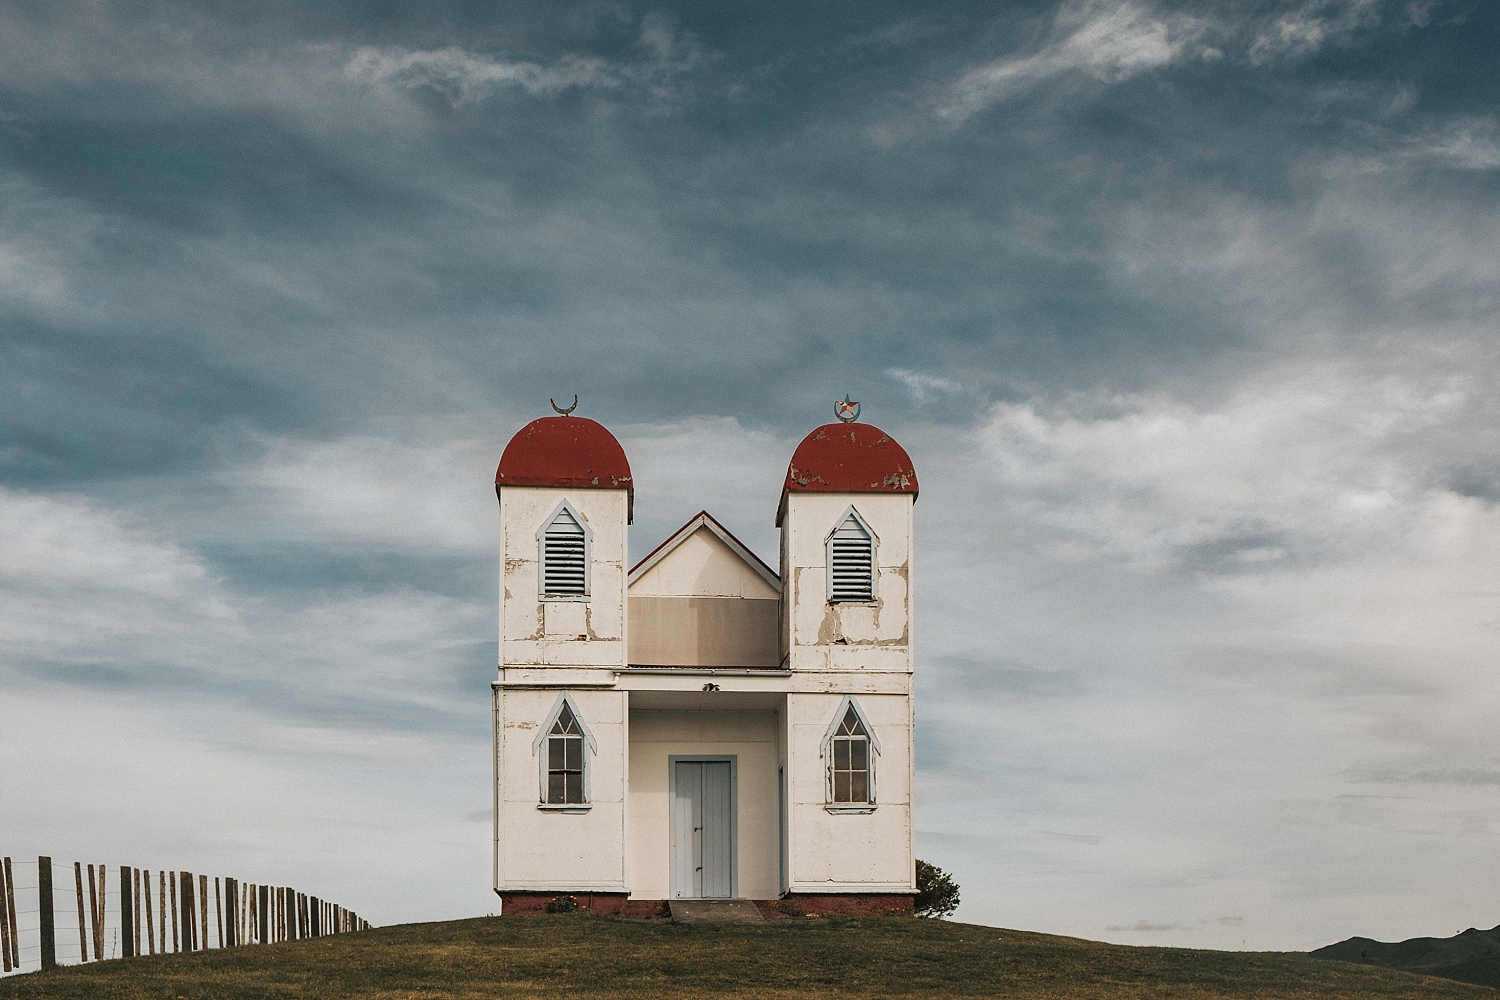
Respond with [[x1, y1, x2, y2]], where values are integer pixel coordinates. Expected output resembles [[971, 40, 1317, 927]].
[[498, 892, 913, 918], [498, 892, 630, 916]]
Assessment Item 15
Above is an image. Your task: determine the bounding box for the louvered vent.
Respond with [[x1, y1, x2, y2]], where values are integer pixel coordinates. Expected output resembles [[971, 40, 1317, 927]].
[[543, 509, 587, 596], [829, 516, 874, 602]]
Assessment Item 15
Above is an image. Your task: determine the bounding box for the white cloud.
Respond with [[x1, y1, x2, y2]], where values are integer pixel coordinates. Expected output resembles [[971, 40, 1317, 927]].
[[887, 367, 963, 403], [968, 363, 1492, 573], [0, 239, 68, 309], [226, 432, 503, 552], [1413, 117, 1500, 170], [1248, 0, 1380, 65], [938, 0, 1210, 122], [344, 18, 701, 108], [344, 46, 621, 103], [937, 0, 1387, 123]]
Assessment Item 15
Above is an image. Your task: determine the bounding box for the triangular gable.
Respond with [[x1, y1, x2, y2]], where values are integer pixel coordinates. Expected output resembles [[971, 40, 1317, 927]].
[[629, 510, 780, 596]]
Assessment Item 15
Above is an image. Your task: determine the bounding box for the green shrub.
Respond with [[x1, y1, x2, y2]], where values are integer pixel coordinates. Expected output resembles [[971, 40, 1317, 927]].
[[546, 895, 580, 914], [914, 860, 960, 918]]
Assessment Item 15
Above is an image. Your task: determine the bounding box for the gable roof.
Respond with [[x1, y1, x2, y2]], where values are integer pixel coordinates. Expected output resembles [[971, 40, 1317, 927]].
[[628, 510, 780, 593]]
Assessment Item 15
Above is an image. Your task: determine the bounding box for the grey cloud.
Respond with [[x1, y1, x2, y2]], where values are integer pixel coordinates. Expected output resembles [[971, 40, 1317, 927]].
[[1350, 768, 1500, 786], [2, 0, 1499, 949], [923, 656, 1083, 700]]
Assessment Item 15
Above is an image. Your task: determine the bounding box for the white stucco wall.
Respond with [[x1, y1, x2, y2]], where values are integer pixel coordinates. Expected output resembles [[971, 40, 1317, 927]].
[[778, 490, 916, 893], [627, 708, 781, 900], [498, 486, 629, 670], [784, 691, 913, 891], [496, 485, 631, 892], [629, 525, 780, 599], [495, 687, 628, 891], [781, 492, 914, 671]]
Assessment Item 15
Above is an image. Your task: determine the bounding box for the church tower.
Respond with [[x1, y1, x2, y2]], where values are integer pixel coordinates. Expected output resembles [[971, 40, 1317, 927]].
[[493, 414, 632, 897], [776, 420, 919, 895]]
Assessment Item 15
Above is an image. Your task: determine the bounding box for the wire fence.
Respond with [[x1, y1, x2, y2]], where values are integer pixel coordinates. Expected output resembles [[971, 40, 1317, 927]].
[[0, 855, 370, 978]]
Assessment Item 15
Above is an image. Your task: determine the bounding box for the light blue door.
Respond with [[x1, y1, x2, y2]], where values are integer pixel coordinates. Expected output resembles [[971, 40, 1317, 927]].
[[671, 760, 734, 898]]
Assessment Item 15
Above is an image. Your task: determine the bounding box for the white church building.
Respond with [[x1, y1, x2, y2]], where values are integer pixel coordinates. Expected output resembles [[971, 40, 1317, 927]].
[[491, 406, 919, 915]]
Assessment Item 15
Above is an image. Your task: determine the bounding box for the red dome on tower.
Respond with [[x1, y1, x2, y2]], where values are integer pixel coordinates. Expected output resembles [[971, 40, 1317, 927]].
[[777, 422, 918, 525], [496, 415, 633, 515]]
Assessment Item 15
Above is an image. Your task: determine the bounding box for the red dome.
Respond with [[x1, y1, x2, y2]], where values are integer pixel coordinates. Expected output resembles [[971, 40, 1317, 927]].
[[777, 422, 917, 524], [496, 416, 633, 510]]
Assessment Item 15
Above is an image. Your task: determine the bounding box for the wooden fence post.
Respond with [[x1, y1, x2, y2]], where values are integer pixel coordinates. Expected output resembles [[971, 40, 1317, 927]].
[[258, 884, 269, 945], [198, 874, 207, 951], [86, 863, 100, 961], [97, 864, 107, 959], [215, 878, 222, 948], [4, 857, 18, 969], [73, 863, 86, 962], [119, 866, 134, 958], [159, 871, 168, 954], [143, 871, 154, 955], [0, 856, 11, 973], [133, 869, 141, 957], [38, 858, 56, 970], [168, 871, 178, 953], [181, 872, 194, 952]]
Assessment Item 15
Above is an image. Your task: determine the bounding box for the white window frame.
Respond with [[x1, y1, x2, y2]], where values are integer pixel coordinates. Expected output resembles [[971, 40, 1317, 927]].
[[536, 499, 592, 602], [825, 506, 878, 604], [533, 693, 597, 813], [822, 695, 880, 813]]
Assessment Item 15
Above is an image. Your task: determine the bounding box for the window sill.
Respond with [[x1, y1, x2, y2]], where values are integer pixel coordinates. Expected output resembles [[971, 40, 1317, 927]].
[[537, 804, 592, 814], [539, 595, 591, 603], [824, 805, 876, 814]]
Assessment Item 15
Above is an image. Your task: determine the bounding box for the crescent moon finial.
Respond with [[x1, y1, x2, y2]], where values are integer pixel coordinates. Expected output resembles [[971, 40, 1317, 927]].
[[550, 395, 579, 416], [835, 394, 861, 422]]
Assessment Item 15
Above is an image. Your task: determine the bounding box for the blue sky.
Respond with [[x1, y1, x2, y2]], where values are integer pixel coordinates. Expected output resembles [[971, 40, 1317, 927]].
[[2, 0, 1499, 952]]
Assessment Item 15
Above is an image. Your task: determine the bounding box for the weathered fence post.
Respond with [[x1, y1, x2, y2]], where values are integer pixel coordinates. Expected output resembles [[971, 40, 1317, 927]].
[[159, 871, 168, 953], [86, 863, 100, 960], [258, 884, 269, 945], [38, 857, 56, 970], [224, 879, 236, 947], [168, 871, 178, 952], [73, 863, 86, 962], [5, 857, 19, 968], [198, 874, 207, 951], [119, 866, 134, 958], [0, 856, 12, 973], [215, 878, 222, 948], [133, 869, 142, 957], [180, 872, 194, 951], [143, 871, 154, 955]]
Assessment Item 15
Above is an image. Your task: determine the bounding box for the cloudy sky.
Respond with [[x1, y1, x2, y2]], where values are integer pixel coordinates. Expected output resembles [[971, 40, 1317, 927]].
[[2, 0, 1498, 955]]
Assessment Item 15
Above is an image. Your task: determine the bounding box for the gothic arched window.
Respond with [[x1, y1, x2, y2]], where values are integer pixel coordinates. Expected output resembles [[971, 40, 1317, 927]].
[[533, 695, 596, 810], [824, 698, 880, 810]]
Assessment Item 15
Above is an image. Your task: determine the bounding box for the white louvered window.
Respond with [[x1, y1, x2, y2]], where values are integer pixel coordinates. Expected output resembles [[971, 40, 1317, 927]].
[[540, 504, 589, 598], [827, 511, 875, 603]]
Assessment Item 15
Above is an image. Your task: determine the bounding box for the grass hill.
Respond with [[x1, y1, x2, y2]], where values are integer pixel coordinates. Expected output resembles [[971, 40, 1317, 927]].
[[1, 914, 1493, 999], [1312, 925, 1500, 991]]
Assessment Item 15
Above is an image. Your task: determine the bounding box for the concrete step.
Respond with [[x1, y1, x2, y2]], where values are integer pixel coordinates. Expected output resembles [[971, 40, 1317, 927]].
[[667, 898, 765, 924]]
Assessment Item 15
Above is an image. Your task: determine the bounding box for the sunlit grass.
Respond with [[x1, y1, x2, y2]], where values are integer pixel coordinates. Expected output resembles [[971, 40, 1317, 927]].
[[0, 914, 1486, 999]]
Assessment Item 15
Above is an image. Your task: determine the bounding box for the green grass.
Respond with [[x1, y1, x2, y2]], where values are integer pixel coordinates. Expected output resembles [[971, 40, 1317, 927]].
[[2, 914, 1492, 999]]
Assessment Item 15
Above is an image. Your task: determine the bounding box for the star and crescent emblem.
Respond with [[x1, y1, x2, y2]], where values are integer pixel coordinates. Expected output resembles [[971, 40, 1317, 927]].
[[835, 395, 861, 422]]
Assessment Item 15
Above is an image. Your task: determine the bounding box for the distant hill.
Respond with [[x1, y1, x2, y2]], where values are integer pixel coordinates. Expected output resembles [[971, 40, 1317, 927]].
[[1312, 925, 1500, 991], [1, 915, 1493, 999]]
